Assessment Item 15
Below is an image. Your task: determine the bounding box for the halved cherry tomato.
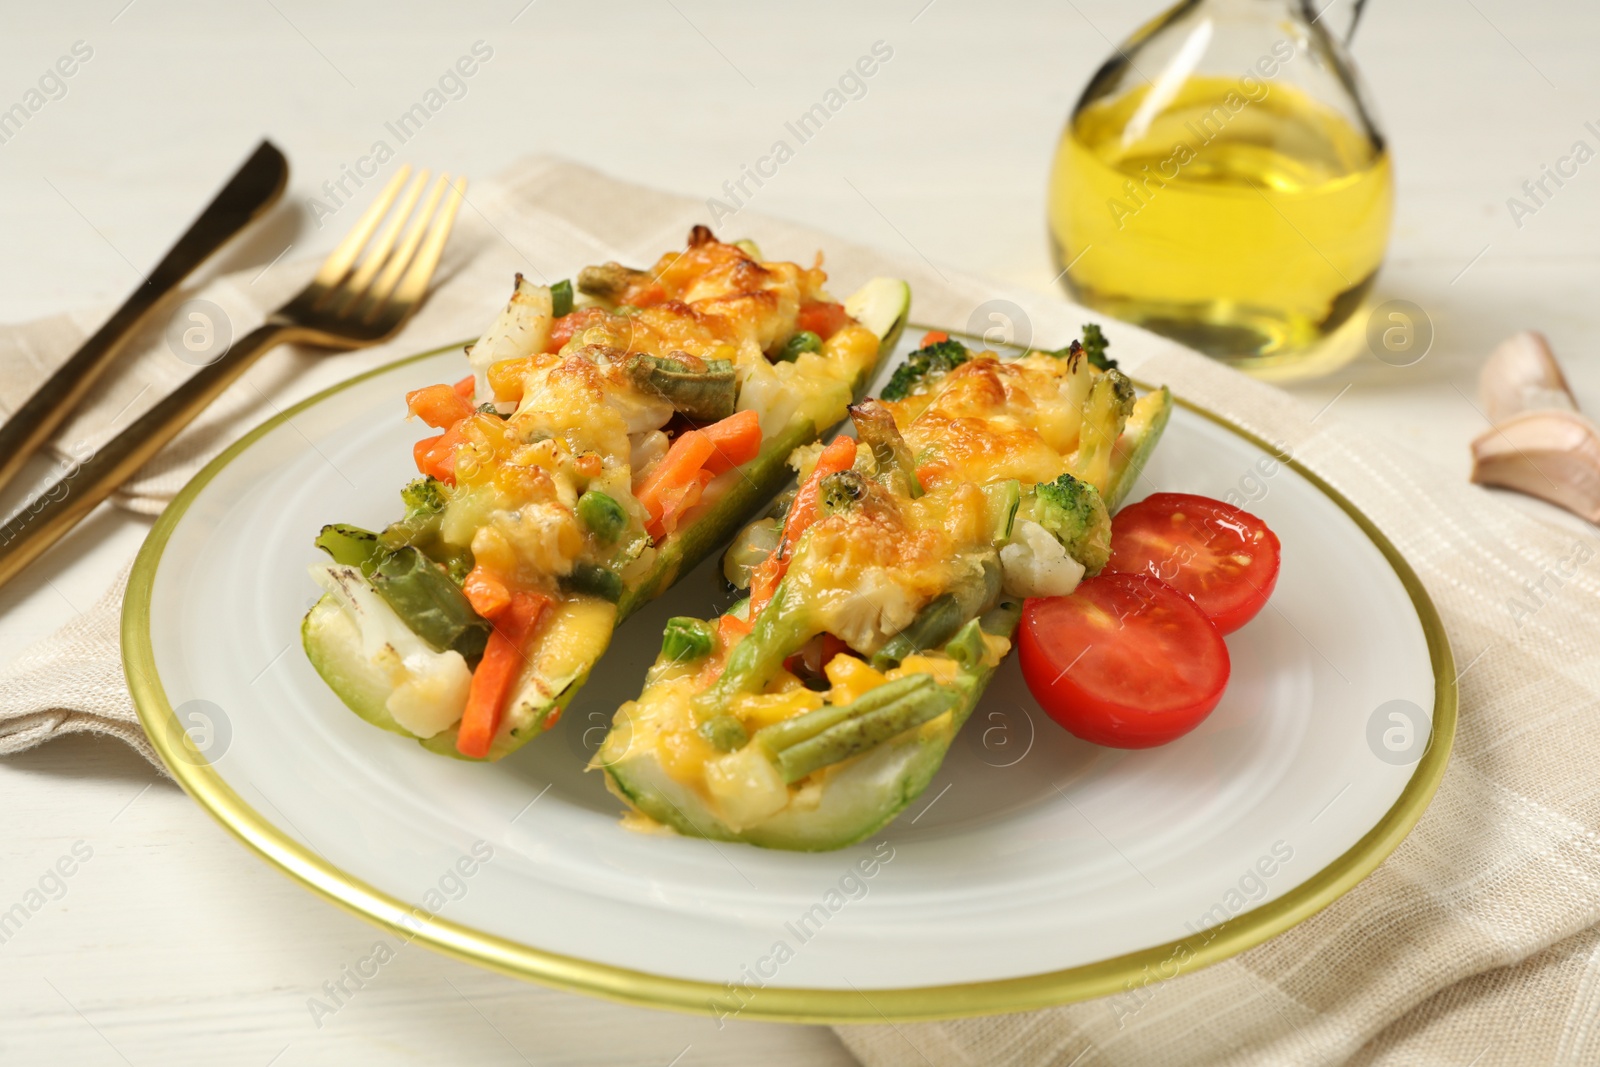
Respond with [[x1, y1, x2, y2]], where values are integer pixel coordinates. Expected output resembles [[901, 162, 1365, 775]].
[[1107, 493, 1281, 635], [1019, 573, 1229, 748]]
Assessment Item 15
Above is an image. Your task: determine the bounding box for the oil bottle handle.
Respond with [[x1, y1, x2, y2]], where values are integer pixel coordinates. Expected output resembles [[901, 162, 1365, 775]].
[[1302, 0, 1368, 46], [1346, 0, 1368, 45]]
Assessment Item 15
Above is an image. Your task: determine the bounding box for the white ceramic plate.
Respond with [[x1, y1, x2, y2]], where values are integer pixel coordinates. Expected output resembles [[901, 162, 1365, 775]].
[[125, 331, 1454, 1021]]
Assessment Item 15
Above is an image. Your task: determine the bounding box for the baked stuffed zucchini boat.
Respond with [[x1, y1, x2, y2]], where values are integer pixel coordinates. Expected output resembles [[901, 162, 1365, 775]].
[[302, 227, 909, 760], [596, 330, 1171, 849]]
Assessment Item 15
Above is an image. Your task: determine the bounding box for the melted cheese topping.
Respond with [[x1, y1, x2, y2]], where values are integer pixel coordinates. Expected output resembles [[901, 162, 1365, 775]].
[[565, 240, 826, 370], [891, 353, 1090, 489], [619, 346, 1108, 822], [439, 236, 870, 595]]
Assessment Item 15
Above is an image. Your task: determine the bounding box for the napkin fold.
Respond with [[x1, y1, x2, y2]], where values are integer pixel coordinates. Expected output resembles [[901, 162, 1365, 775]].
[[2, 157, 1598, 1066]]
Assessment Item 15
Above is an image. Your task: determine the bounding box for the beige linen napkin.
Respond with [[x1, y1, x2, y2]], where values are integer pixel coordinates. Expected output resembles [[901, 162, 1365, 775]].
[[2, 157, 1598, 1065]]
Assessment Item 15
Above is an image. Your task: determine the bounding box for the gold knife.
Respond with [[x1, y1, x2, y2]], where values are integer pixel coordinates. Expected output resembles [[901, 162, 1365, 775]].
[[0, 140, 288, 496]]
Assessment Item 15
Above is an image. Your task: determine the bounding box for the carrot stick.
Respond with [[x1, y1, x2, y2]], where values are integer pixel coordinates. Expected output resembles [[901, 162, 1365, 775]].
[[781, 435, 857, 553], [407, 383, 476, 429], [700, 409, 762, 474], [747, 555, 782, 617], [699, 612, 755, 685], [635, 429, 715, 533], [457, 592, 548, 759], [748, 435, 856, 615], [413, 423, 467, 483], [462, 565, 510, 619], [650, 471, 715, 539], [718, 612, 752, 648]]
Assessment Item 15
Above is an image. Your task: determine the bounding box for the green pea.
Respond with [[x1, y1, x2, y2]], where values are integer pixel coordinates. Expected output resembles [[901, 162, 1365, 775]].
[[777, 330, 823, 362], [576, 490, 627, 545]]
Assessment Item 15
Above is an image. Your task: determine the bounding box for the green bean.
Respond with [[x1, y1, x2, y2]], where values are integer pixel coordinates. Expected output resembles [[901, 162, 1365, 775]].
[[774, 684, 958, 783], [693, 582, 818, 718], [369, 547, 490, 661], [943, 618, 986, 670], [871, 595, 964, 671], [754, 673, 935, 754], [577, 262, 647, 300], [849, 400, 921, 497], [699, 714, 749, 752], [870, 555, 1001, 669], [661, 617, 716, 663], [315, 523, 382, 573], [550, 278, 573, 317], [626, 353, 737, 421]]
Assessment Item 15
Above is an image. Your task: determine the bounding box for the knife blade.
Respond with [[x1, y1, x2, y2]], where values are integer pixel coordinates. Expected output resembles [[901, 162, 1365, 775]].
[[0, 139, 289, 496]]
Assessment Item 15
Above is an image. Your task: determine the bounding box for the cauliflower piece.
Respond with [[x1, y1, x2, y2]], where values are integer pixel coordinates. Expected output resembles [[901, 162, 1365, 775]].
[[471, 275, 553, 405], [310, 563, 472, 738], [737, 357, 803, 438], [1000, 519, 1086, 598], [810, 568, 921, 654]]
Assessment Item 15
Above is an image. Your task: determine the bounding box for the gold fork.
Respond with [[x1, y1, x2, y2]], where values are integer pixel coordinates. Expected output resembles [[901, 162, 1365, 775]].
[[0, 165, 465, 591]]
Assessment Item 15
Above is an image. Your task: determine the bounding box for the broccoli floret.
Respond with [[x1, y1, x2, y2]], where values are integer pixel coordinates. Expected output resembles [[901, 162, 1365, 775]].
[[1027, 472, 1111, 574], [881, 339, 971, 401], [1081, 323, 1115, 370], [1071, 368, 1136, 493], [400, 477, 447, 516], [377, 476, 473, 584], [1048, 324, 1115, 370], [818, 469, 869, 516]]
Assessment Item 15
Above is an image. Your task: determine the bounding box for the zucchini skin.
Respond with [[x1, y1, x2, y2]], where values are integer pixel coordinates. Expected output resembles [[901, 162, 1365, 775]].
[[1105, 386, 1172, 511], [302, 281, 909, 761], [599, 603, 1020, 851]]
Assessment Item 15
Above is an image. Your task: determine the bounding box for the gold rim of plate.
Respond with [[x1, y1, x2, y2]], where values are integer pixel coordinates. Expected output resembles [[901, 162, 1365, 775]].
[[121, 329, 1457, 1024]]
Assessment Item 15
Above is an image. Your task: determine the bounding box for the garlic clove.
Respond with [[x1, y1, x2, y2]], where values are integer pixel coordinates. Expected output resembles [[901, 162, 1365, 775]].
[[1470, 409, 1600, 522], [1479, 330, 1578, 424]]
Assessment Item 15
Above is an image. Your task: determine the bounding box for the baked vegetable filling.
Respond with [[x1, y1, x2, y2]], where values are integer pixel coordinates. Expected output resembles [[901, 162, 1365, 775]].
[[597, 332, 1173, 848], [302, 227, 910, 760]]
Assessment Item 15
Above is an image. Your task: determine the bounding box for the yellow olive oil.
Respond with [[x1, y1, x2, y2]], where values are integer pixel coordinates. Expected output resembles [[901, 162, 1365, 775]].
[[1048, 75, 1393, 369]]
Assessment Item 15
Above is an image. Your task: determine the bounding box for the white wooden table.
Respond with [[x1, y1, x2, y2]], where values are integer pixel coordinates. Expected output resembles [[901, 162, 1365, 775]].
[[2, 1, 1595, 1063]]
